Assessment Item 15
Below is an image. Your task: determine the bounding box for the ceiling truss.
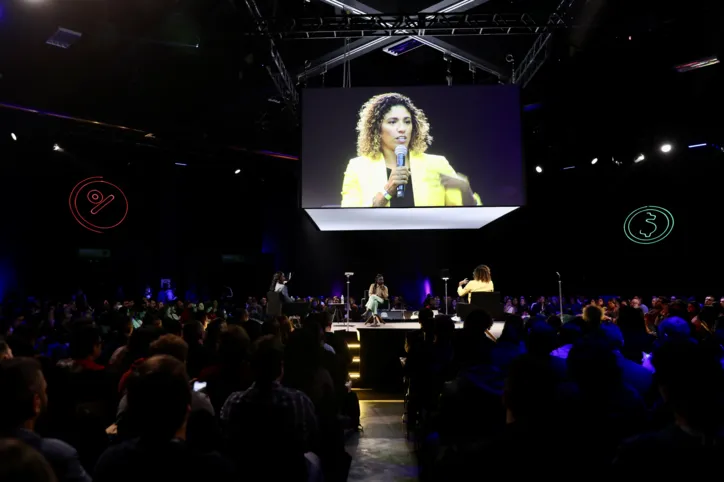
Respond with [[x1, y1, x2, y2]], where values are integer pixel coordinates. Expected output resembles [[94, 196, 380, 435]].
[[245, 0, 579, 111]]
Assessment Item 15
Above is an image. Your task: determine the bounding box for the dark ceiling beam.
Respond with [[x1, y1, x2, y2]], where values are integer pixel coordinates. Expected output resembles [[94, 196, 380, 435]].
[[513, 0, 578, 88], [243, 0, 298, 116], [297, 0, 505, 83]]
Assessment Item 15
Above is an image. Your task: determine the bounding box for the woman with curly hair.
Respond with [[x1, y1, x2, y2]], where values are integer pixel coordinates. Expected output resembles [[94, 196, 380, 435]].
[[341, 92, 482, 207]]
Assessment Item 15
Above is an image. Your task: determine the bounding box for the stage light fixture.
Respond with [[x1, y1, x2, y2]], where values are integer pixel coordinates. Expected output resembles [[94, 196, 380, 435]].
[[53, 143, 62, 152], [660, 144, 672, 153], [535, 166, 543, 173], [635, 154, 645, 163], [234, 169, 241, 174], [688, 143, 707, 149], [591, 158, 598, 165], [174, 162, 187, 167], [11, 133, 16, 141]]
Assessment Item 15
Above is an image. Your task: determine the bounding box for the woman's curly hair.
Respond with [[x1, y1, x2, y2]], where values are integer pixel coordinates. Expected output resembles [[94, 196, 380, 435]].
[[356, 93, 433, 158]]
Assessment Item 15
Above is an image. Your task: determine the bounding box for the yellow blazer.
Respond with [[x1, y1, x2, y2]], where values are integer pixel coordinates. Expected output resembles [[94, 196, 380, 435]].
[[340, 153, 482, 207]]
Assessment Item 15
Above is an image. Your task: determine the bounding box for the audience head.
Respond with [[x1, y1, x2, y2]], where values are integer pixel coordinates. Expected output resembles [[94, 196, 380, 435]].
[[546, 315, 562, 332], [163, 318, 183, 337], [653, 340, 724, 433], [658, 316, 692, 341], [0, 357, 47, 432], [262, 318, 281, 338], [526, 320, 558, 357], [582, 304, 603, 328], [126, 355, 191, 441], [149, 334, 189, 363], [0, 439, 57, 482], [668, 300, 688, 320], [68, 323, 102, 360], [499, 315, 525, 344], [567, 334, 621, 392], [218, 324, 251, 367], [418, 308, 435, 335], [617, 305, 646, 333], [598, 322, 625, 351], [463, 309, 494, 336], [182, 321, 204, 344], [142, 312, 162, 328], [434, 315, 455, 344], [558, 321, 583, 346], [0, 339, 12, 360], [275, 315, 294, 344], [250, 335, 284, 385], [504, 354, 557, 426]]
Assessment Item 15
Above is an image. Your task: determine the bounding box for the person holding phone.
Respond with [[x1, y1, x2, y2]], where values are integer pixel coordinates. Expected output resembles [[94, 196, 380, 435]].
[[457, 265, 494, 303]]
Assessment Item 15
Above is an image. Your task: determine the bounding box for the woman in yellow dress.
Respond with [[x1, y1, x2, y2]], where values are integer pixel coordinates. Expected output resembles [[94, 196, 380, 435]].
[[340, 92, 482, 208], [457, 265, 494, 302]]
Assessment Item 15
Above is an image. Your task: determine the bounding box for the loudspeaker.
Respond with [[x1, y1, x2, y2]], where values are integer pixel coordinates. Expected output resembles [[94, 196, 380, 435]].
[[378, 310, 405, 321]]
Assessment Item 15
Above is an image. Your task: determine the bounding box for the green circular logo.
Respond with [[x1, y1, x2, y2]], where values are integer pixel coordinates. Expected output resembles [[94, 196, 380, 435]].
[[623, 206, 674, 245]]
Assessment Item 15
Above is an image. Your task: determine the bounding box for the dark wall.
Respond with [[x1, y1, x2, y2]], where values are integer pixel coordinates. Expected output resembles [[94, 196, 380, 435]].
[[0, 128, 278, 301], [270, 147, 724, 302]]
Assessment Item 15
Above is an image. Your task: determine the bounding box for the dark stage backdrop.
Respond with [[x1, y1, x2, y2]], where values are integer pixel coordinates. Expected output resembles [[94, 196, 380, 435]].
[[0, 135, 278, 301], [301, 86, 524, 208], [269, 147, 723, 303]]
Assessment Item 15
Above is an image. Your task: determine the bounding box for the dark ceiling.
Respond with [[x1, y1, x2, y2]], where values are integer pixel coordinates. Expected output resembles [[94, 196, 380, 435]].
[[0, 0, 720, 167]]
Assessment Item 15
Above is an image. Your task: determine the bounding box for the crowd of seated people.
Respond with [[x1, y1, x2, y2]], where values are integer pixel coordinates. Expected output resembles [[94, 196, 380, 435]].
[[0, 293, 359, 482], [404, 295, 724, 480]]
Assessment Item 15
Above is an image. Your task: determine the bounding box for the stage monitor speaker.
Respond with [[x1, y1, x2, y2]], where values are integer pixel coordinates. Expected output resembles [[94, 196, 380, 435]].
[[378, 310, 407, 321]]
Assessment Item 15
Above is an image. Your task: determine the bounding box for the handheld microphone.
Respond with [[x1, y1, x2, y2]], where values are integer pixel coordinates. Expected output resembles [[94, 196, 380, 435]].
[[394, 145, 407, 199]]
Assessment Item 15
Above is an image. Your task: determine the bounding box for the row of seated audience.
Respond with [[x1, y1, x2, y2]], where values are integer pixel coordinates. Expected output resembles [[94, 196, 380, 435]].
[[0, 296, 359, 482], [403, 300, 724, 479]]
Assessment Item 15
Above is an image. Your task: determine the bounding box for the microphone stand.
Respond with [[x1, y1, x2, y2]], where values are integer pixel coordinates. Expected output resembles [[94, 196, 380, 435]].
[[556, 272, 564, 318], [344, 272, 354, 331], [442, 277, 449, 315]]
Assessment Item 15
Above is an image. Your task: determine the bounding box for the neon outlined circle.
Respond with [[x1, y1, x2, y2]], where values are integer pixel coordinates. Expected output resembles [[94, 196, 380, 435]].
[[623, 206, 674, 245], [69, 176, 129, 234]]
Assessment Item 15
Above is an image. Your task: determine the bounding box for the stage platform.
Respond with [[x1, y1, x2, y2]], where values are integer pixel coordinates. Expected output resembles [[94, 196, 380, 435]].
[[331, 321, 504, 391]]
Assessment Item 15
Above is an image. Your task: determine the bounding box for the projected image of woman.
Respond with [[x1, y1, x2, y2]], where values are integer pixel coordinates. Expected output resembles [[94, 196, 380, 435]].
[[341, 92, 483, 208]]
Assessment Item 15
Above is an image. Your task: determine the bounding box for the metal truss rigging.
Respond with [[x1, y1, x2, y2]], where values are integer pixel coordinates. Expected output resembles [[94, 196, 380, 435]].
[[243, 0, 298, 115], [245, 13, 568, 40], [513, 0, 576, 88]]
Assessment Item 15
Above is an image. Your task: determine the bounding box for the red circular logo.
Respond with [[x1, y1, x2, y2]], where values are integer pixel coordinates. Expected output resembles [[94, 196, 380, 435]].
[[69, 176, 129, 234]]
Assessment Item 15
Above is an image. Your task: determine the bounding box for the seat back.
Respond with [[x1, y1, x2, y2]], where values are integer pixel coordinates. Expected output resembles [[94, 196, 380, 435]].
[[266, 291, 282, 317]]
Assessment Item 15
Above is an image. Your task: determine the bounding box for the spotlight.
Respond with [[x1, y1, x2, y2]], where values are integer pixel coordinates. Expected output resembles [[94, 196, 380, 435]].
[[591, 158, 598, 165], [635, 154, 645, 163], [660, 144, 673, 153], [535, 166, 543, 173], [10, 133, 16, 141], [234, 169, 241, 174], [53, 143, 62, 152]]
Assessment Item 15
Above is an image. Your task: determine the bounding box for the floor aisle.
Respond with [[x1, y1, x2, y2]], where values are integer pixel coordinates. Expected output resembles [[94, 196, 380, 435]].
[[345, 401, 418, 481]]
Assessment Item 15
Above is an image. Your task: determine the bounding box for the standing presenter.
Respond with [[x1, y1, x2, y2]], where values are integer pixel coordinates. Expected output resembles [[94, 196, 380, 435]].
[[340, 92, 482, 208]]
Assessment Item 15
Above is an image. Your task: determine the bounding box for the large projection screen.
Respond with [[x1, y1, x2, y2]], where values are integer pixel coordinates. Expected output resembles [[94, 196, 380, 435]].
[[302, 86, 524, 230]]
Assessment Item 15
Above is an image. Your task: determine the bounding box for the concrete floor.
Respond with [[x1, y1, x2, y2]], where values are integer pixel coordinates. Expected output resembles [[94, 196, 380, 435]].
[[346, 401, 418, 481]]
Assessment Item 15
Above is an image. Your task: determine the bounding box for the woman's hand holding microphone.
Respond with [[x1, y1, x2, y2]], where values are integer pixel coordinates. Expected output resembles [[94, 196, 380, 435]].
[[373, 166, 410, 207]]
